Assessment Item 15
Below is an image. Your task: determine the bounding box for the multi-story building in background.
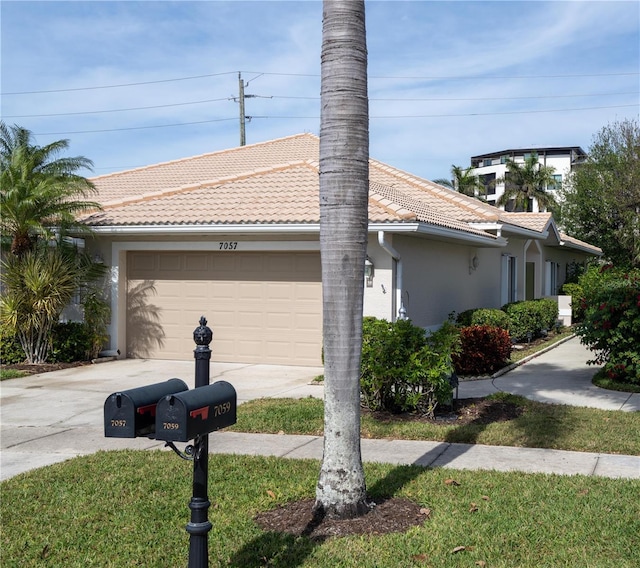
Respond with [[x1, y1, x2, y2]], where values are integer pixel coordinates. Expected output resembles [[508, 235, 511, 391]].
[[469, 146, 587, 211]]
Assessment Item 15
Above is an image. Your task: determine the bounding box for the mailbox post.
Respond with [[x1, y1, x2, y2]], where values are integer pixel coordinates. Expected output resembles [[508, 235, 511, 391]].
[[188, 316, 213, 568], [103, 316, 235, 568]]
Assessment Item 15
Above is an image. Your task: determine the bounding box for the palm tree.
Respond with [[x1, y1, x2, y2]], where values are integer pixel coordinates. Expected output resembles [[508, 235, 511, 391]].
[[496, 153, 558, 212], [315, 0, 369, 520], [434, 165, 486, 198], [0, 122, 100, 256]]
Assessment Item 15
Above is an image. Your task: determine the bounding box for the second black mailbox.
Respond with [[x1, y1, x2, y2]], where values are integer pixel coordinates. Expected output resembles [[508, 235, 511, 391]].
[[155, 380, 237, 442]]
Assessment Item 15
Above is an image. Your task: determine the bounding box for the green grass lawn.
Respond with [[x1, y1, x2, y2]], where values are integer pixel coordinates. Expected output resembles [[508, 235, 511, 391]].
[[229, 394, 640, 455], [2, 451, 639, 568]]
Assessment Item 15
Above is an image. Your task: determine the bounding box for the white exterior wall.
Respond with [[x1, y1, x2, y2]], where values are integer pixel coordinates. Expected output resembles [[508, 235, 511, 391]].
[[387, 235, 502, 329]]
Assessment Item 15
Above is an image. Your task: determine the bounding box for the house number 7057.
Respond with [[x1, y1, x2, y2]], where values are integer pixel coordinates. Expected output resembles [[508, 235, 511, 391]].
[[218, 242, 238, 250]]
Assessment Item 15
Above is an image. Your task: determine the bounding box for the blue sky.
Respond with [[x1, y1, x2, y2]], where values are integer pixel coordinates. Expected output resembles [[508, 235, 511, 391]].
[[1, 1, 638, 181]]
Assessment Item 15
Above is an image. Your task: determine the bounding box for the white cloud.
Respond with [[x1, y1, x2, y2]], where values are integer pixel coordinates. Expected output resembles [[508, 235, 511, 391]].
[[1, 1, 637, 180]]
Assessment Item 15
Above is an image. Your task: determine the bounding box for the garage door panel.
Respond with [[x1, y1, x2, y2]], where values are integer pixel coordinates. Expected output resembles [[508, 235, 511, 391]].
[[127, 251, 321, 365]]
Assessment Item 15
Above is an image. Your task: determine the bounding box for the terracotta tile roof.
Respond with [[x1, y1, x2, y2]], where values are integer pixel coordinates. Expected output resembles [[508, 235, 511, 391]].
[[500, 212, 553, 233], [82, 133, 580, 244], [90, 133, 320, 206], [559, 234, 602, 255]]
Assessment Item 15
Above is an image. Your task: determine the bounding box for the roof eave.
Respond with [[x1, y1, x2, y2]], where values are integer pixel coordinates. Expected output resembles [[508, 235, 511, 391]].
[[557, 240, 603, 256], [369, 222, 506, 247]]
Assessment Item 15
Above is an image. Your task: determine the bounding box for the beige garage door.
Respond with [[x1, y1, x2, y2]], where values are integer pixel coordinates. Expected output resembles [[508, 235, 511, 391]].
[[126, 251, 322, 365]]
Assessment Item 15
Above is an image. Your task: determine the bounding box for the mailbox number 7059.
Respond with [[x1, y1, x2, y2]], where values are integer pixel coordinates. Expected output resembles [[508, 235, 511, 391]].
[[214, 402, 231, 416]]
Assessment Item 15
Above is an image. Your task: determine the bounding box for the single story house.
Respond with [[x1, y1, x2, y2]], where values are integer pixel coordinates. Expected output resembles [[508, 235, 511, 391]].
[[81, 133, 600, 366]]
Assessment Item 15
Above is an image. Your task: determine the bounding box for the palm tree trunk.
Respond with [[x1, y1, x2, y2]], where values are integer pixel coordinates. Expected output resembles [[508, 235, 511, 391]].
[[315, 0, 370, 520]]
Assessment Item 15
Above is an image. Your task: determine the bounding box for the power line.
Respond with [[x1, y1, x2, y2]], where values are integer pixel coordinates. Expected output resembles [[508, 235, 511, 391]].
[[1, 71, 238, 95], [33, 103, 638, 137], [4, 97, 232, 118], [4, 69, 638, 96], [7, 91, 637, 119], [35, 117, 236, 136]]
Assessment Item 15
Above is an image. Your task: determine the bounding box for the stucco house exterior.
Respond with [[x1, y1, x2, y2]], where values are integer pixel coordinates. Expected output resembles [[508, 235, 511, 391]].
[[469, 146, 587, 211], [81, 133, 600, 366]]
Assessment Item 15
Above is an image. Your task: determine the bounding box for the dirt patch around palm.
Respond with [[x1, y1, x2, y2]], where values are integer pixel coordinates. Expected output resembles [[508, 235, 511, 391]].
[[255, 497, 429, 540]]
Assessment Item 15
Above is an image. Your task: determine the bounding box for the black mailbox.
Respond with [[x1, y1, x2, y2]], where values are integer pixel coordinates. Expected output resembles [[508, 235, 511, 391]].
[[104, 378, 189, 438], [155, 381, 237, 442]]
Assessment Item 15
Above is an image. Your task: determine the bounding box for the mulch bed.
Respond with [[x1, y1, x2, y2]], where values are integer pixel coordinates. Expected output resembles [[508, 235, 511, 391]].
[[255, 497, 430, 540]]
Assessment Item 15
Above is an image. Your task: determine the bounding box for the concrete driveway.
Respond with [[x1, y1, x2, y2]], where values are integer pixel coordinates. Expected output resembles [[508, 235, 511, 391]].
[[1, 359, 324, 480]]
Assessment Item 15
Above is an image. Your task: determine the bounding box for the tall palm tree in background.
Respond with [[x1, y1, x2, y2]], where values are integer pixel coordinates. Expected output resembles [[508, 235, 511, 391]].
[[434, 165, 485, 198], [315, 0, 370, 520], [496, 153, 558, 212], [0, 122, 99, 256]]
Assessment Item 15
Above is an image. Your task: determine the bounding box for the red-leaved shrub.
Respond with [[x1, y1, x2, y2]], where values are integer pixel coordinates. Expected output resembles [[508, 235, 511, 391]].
[[453, 325, 512, 376]]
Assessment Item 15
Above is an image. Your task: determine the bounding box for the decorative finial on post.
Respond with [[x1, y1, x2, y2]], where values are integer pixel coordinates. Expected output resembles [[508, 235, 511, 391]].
[[193, 316, 213, 347]]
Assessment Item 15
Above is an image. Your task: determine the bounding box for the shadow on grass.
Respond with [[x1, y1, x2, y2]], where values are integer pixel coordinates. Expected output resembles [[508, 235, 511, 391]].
[[229, 531, 322, 568]]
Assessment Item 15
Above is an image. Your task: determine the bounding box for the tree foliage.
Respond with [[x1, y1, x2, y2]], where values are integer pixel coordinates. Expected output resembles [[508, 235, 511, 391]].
[[0, 122, 99, 256], [576, 264, 640, 384], [561, 118, 640, 268], [434, 165, 485, 198], [496, 152, 558, 212]]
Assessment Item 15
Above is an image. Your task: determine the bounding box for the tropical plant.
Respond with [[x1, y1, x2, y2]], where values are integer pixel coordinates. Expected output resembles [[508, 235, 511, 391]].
[[434, 165, 486, 198], [496, 152, 558, 212], [315, 0, 369, 520], [0, 244, 105, 363], [561, 119, 640, 269], [0, 122, 99, 257]]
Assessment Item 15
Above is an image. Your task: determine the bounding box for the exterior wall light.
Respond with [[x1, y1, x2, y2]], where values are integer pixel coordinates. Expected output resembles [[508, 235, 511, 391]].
[[364, 257, 374, 287], [469, 254, 479, 274]]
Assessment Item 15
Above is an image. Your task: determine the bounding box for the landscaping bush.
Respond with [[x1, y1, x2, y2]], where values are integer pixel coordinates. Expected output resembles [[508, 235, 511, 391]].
[[49, 322, 93, 363], [534, 298, 560, 331], [561, 282, 585, 322], [453, 325, 512, 376], [502, 299, 558, 342], [0, 325, 25, 364], [360, 317, 460, 417], [455, 308, 510, 330], [576, 265, 640, 384]]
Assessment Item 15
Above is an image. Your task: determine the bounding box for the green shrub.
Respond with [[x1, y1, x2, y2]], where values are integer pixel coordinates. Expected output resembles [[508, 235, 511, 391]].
[[561, 282, 585, 322], [534, 298, 560, 331], [472, 308, 510, 329], [49, 322, 93, 363], [0, 326, 25, 364], [453, 325, 512, 376], [576, 265, 640, 384], [455, 308, 509, 329], [502, 299, 558, 342], [360, 317, 460, 417]]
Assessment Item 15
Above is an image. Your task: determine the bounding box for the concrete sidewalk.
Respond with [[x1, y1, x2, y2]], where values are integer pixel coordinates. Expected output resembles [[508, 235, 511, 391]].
[[457, 336, 640, 412], [1, 337, 639, 481]]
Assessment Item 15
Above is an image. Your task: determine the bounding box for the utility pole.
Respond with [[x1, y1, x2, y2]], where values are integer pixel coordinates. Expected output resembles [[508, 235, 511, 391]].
[[238, 72, 246, 146], [236, 73, 269, 146]]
